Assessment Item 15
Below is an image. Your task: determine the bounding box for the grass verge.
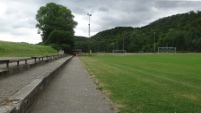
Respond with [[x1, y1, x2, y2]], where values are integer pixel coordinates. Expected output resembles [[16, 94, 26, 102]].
[[0, 41, 57, 57]]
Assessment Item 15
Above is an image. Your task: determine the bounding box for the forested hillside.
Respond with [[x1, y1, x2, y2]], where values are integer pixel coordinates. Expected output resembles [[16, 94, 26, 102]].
[[75, 10, 201, 52]]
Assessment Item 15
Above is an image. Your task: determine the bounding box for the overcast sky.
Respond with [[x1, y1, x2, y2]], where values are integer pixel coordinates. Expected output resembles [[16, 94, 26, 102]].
[[0, 0, 201, 44]]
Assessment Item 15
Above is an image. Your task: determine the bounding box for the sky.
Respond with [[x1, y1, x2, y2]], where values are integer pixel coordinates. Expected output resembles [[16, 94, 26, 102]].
[[0, 0, 201, 44]]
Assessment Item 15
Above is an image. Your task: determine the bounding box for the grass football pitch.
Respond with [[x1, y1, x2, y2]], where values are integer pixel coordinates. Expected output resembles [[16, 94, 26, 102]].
[[80, 53, 201, 113]]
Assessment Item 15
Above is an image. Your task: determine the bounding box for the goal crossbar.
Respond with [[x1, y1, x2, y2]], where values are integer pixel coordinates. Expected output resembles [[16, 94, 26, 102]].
[[158, 47, 176, 53], [112, 50, 127, 55]]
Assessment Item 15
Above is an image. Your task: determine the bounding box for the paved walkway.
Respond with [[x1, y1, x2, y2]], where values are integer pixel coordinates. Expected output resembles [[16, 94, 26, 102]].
[[0, 56, 71, 103], [27, 57, 114, 113]]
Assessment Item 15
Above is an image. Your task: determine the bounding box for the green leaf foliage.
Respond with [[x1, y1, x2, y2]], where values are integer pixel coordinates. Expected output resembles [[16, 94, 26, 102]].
[[47, 30, 74, 52], [74, 36, 89, 52]]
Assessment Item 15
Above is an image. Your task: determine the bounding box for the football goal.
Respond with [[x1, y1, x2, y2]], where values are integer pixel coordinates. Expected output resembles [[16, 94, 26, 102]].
[[112, 50, 127, 55], [97, 51, 105, 56], [158, 47, 176, 53]]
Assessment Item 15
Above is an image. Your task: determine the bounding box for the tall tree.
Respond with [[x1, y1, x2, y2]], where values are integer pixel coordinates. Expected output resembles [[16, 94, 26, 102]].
[[36, 2, 77, 52]]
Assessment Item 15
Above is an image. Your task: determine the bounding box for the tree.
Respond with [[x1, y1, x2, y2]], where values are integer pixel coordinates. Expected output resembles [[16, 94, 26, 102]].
[[47, 30, 74, 52], [36, 2, 77, 52]]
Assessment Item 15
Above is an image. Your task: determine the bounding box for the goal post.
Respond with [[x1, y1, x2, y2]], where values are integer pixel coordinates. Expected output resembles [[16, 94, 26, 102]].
[[112, 50, 127, 55], [158, 47, 176, 53]]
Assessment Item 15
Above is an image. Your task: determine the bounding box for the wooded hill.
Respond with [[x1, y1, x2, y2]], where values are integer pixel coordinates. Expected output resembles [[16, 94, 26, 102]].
[[74, 10, 201, 53]]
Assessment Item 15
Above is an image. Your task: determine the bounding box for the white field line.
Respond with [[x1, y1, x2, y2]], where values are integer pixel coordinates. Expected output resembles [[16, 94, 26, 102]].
[[96, 59, 201, 90]]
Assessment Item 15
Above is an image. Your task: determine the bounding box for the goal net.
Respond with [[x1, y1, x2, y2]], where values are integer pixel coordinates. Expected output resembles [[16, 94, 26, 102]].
[[112, 50, 127, 55], [96, 51, 105, 56], [158, 47, 176, 53]]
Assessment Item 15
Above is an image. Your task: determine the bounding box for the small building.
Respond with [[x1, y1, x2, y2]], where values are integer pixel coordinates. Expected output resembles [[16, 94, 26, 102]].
[[71, 49, 82, 56]]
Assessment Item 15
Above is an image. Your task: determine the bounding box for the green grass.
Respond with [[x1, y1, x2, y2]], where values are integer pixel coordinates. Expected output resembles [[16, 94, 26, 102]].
[[80, 54, 201, 113], [0, 41, 57, 57]]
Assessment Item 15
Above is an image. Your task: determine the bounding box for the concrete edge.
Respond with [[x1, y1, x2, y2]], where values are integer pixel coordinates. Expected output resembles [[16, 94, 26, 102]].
[[0, 55, 68, 78], [0, 56, 73, 113]]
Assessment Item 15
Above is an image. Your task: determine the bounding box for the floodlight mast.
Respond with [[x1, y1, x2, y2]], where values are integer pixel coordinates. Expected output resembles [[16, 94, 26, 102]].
[[87, 13, 92, 55], [154, 32, 156, 53], [123, 38, 124, 50], [87, 13, 92, 38]]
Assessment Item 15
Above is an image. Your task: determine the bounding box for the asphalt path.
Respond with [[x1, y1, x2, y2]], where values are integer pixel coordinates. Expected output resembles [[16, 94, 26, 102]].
[[27, 57, 114, 113]]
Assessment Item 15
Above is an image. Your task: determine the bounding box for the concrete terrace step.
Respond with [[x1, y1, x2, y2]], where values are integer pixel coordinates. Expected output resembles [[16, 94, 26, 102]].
[[0, 55, 65, 77], [0, 56, 73, 113]]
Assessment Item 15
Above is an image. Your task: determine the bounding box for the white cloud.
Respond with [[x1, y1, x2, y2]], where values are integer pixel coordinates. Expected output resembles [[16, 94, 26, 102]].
[[0, 0, 201, 43], [0, 2, 7, 16]]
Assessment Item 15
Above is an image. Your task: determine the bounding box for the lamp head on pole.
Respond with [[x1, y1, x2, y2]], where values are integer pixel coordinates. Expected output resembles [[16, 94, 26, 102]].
[[37, 30, 41, 34], [87, 13, 92, 16]]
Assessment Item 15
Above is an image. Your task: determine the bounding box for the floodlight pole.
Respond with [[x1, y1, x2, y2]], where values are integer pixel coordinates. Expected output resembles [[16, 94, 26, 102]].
[[123, 38, 125, 50], [87, 13, 92, 38], [154, 32, 156, 53], [87, 13, 92, 55]]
